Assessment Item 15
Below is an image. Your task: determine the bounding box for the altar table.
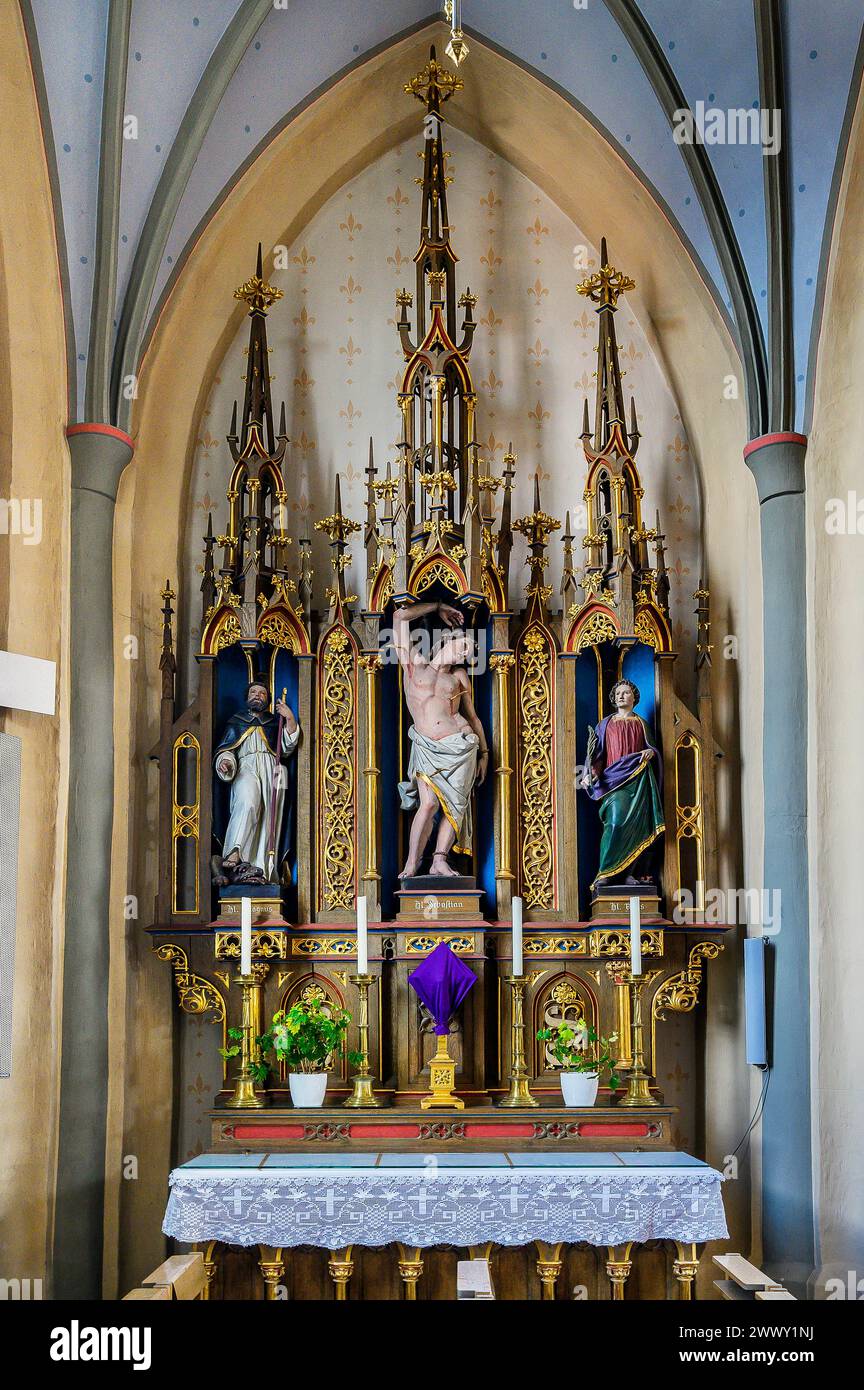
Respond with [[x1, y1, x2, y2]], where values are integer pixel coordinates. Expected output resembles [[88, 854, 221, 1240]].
[[163, 1151, 727, 1251]]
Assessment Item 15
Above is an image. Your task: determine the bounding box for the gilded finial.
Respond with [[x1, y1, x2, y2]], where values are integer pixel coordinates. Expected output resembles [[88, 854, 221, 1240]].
[[234, 243, 283, 314], [577, 238, 636, 309], [404, 46, 464, 105]]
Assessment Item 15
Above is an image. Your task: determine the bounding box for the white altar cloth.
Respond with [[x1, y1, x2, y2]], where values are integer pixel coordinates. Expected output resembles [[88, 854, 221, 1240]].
[[162, 1152, 727, 1250]]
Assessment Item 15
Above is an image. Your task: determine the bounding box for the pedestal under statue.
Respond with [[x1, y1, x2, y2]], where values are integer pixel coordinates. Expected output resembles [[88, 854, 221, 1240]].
[[213, 680, 300, 884], [580, 678, 664, 891]]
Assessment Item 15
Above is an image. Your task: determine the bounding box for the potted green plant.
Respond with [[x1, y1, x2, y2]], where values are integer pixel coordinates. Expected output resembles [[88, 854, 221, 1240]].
[[536, 1019, 620, 1107], [222, 1000, 362, 1108]]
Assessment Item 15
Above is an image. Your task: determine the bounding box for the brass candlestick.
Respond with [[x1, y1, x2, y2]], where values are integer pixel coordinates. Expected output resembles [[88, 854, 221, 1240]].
[[225, 970, 267, 1110], [498, 974, 539, 1108], [618, 971, 659, 1108], [344, 973, 383, 1108]]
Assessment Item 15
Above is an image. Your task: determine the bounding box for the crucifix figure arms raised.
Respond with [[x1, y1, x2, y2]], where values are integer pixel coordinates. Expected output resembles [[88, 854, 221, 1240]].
[[393, 600, 488, 879]]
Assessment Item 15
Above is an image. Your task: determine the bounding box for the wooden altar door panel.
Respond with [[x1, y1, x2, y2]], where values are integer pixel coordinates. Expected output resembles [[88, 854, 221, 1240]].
[[561, 1243, 606, 1302], [623, 1240, 671, 1301], [350, 1246, 401, 1301], [418, 1248, 459, 1301]]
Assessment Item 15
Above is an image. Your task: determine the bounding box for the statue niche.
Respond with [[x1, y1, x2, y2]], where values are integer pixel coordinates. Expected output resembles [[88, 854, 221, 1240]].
[[394, 597, 489, 881], [580, 676, 664, 889]]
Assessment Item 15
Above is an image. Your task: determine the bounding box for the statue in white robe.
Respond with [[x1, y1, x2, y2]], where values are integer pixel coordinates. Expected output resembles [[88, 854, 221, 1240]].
[[214, 681, 300, 881]]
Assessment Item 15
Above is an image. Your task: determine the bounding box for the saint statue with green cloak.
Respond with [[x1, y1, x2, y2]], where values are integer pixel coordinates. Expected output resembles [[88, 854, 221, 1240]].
[[580, 678, 665, 887]]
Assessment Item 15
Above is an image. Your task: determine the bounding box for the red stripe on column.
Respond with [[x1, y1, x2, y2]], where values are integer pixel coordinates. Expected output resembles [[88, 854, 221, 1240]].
[[66, 422, 135, 450], [742, 431, 807, 458]]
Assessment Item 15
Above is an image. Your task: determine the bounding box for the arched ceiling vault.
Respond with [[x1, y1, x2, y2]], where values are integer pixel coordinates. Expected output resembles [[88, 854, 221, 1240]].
[[21, 0, 864, 437]]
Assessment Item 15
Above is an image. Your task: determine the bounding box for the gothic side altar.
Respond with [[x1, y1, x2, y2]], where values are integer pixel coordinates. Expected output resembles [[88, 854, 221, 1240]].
[[148, 50, 731, 1300]]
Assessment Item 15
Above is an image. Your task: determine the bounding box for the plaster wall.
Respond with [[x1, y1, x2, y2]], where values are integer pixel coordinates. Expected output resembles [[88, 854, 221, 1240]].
[[806, 77, 864, 1294], [0, 0, 70, 1295]]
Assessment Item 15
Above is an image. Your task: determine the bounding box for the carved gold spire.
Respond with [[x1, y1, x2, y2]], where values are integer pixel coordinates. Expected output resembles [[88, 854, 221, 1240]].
[[390, 46, 493, 609], [578, 238, 639, 458], [228, 244, 288, 466], [513, 474, 560, 618], [316, 473, 360, 619], [159, 580, 176, 703]]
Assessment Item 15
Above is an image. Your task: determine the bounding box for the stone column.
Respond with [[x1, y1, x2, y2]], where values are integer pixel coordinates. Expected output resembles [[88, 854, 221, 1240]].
[[53, 424, 133, 1300], [744, 431, 814, 1296]]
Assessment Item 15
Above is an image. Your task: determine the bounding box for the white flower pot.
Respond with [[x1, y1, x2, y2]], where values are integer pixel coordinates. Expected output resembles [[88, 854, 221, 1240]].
[[560, 1070, 599, 1108], [288, 1072, 328, 1108]]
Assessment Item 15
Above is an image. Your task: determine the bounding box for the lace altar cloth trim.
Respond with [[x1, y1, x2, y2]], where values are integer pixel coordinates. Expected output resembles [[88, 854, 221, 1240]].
[[163, 1169, 727, 1249]]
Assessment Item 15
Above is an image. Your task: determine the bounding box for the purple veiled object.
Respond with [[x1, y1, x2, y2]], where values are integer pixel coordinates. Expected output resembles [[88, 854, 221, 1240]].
[[408, 941, 476, 1035]]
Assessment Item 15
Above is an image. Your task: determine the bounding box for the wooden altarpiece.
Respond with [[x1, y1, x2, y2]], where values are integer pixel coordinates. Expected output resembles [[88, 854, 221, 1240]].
[[148, 48, 730, 1301]]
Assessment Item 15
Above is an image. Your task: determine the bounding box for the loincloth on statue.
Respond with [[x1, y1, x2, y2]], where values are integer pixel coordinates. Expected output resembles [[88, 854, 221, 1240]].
[[398, 726, 479, 854]]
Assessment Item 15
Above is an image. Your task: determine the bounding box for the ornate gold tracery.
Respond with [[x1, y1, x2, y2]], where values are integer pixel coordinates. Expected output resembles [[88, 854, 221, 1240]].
[[171, 732, 200, 915], [278, 977, 348, 1081], [533, 975, 595, 1073], [675, 731, 705, 913], [571, 607, 618, 653], [317, 626, 357, 912], [517, 625, 556, 910]]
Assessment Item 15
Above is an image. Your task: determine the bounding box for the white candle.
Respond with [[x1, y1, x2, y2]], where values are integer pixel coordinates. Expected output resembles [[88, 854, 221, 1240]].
[[357, 895, 368, 974], [512, 896, 523, 977], [629, 895, 642, 977], [240, 895, 252, 977]]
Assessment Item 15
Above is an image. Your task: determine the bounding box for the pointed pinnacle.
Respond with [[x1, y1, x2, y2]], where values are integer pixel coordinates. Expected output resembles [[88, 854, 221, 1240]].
[[256, 242, 263, 279], [630, 396, 639, 433], [533, 472, 541, 511], [230, 400, 238, 435], [582, 399, 591, 437], [279, 401, 286, 436], [601, 235, 608, 267], [334, 473, 343, 515]]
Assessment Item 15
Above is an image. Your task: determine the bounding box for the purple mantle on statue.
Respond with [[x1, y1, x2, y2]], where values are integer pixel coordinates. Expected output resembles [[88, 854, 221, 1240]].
[[585, 715, 663, 800], [408, 941, 476, 1035]]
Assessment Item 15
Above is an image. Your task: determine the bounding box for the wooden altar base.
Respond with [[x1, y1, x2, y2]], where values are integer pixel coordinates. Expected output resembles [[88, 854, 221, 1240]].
[[210, 1102, 675, 1152], [200, 1236, 701, 1302]]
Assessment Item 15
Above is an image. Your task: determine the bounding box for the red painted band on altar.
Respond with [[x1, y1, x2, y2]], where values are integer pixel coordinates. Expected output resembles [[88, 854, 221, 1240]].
[[347, 1124, 421, 1139], [66, 422, 135, 450], [742, 431, 807, 458], [232, 1125, 305, 1140], [579, 1123, 650, 1137], [464, 1123, 536, 1139]]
